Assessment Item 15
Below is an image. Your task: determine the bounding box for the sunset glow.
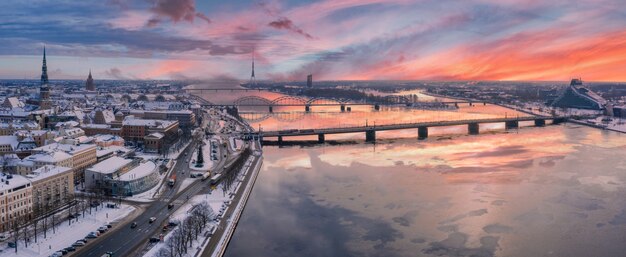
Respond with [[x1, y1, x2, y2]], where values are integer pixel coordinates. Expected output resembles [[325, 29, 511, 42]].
[[2, 0, 626, 81]]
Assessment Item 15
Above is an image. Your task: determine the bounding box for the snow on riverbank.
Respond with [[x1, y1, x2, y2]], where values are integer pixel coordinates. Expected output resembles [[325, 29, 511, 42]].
[[0, 203, 135, 257]]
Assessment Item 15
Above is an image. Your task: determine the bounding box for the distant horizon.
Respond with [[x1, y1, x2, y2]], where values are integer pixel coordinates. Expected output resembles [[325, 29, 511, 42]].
[[2, 78, 626, 85]]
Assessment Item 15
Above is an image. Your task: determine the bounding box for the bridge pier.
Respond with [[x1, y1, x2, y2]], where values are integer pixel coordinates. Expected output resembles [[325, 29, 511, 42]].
[[374, 104, 380, 111], [469, 102, 473, 106], [305, 105, 311, 112], [418, 126, 428, 140], [277, 136, 283, 144], [468, 123, 480, 135], [483, 102, 487, 106], [454, 103, 458, 108], [341, 104, 346, 112], [318, 133, 325, 143], [346, 107, 351, 112], [534, 119, 546, 127], [269, 106, 273, 113], [553, 117, 566, 124], [505, 120, 519, 129], [365, 130, 376, 142]]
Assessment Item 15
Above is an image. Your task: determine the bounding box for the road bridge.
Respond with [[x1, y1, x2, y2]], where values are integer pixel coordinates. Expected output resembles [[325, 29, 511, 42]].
[[257, 116, 568, 143]]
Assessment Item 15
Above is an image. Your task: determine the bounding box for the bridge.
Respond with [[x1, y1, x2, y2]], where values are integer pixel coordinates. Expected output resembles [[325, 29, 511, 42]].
[[199, 95, 484, 112], [257, 116, 568, 143]]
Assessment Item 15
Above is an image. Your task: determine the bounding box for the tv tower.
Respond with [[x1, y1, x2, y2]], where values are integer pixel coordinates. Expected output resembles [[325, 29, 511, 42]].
[[250, 47, 256, 86]]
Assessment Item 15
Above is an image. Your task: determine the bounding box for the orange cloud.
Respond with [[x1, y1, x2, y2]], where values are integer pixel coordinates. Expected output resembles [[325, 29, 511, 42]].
[[351, 28, 626, 82]]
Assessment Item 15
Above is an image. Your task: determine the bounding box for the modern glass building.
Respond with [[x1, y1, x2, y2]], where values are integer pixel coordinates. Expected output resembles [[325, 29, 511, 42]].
[[551, 79, 606, 110]]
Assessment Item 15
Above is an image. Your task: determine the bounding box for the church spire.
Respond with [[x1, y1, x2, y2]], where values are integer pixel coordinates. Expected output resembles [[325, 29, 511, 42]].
[[41, 45, 49, 85]]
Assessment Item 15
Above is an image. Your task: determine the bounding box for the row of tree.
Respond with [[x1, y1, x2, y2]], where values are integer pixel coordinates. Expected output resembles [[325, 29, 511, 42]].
[[9, 186, 112, 253], [156, 203, 216, 257]]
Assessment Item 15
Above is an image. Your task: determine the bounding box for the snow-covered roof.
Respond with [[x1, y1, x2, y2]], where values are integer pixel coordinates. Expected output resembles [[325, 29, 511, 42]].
[[27, 165, 72, 182], [34, 142, 96, 155], [25, 151, 72, 164], [88, 156, 132, 174], [122, 118, 176, 128], [0, 173, 31, 192], [145, 132, 164, 139], [0, 136, 19, 149], [118, 161, 156, 181]]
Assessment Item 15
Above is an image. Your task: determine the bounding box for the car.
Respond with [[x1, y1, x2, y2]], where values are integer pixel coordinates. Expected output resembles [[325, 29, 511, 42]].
[[98, 228, 107, 233], [72, 241, 86, 247], [59, 249, 68, 254], [162, 225, 168, 232], [168, 221, 178, 227], [130, 222, 138, 229], [105, 224, 112, 228], [167, 203, 174, 209], [0, 235, 8, 242], [149, 237, 160, 243], [101, 251, 114, 257], [65, 246, 76, 252], [149, 217, 157, 223]]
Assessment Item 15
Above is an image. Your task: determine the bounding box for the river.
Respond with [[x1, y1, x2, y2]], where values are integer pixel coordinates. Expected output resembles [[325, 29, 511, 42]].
[[190, 84, 626, 257]]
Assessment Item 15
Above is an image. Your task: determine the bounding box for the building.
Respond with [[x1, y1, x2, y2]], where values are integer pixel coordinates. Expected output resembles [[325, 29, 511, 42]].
[[307, 74, 313, 88], [144, 132, 164, 153], [27, 165, 74, 215], [82, 124, 121, 137], [2, 97, 24, 109], [94, 134, 125, 147], [551, 79, 606, 110], [131, 110, 195, 128], [39, 47, 52, 110], [0, 136, 18, 156], [113, 161, 159, 196], [0, 173, 33, 232], [613, 106, 626, 118], [17, 151, 73, 176], [121, 117, 178, 142], [32, 143, 97, 182], [94, 109, 115, 124], [85, 70, 95, 91], [0, 121, 41, 136], [84, 157, 159, 196]]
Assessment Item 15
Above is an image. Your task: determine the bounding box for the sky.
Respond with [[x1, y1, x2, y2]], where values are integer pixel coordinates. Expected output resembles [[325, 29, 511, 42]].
[[1, 0, 626, 82]]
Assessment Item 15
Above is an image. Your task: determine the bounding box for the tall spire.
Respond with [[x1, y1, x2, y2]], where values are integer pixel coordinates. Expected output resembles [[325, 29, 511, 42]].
[[250, 47, 256, 86], [41, 45, 49, 85]]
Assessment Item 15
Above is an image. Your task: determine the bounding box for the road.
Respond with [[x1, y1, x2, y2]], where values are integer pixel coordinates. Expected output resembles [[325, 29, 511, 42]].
[[73, 139, 205, 257], [200, 141, 261, 257], [73, 109, 250, 257]]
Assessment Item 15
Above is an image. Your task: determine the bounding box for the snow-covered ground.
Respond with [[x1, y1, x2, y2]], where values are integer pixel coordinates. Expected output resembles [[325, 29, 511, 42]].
[[142, 187, 235, 257], [189, 138, 216, 172], [0, 203, 135, 257]]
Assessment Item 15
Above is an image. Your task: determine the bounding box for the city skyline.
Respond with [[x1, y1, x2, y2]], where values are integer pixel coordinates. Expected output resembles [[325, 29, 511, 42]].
[[2, 0, 626, 82]]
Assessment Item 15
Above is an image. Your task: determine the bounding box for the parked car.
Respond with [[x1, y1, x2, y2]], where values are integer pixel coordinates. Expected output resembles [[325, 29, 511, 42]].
[[72, 241, 86, 247], [105, 224, 112, 228], [167, 203, 174, 209], [149, 217, 157, 223], [65, 246, 76, 252], [0, 235, 8, 242], [130, 222, 138, 229], [149, 237, 160, 243]]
